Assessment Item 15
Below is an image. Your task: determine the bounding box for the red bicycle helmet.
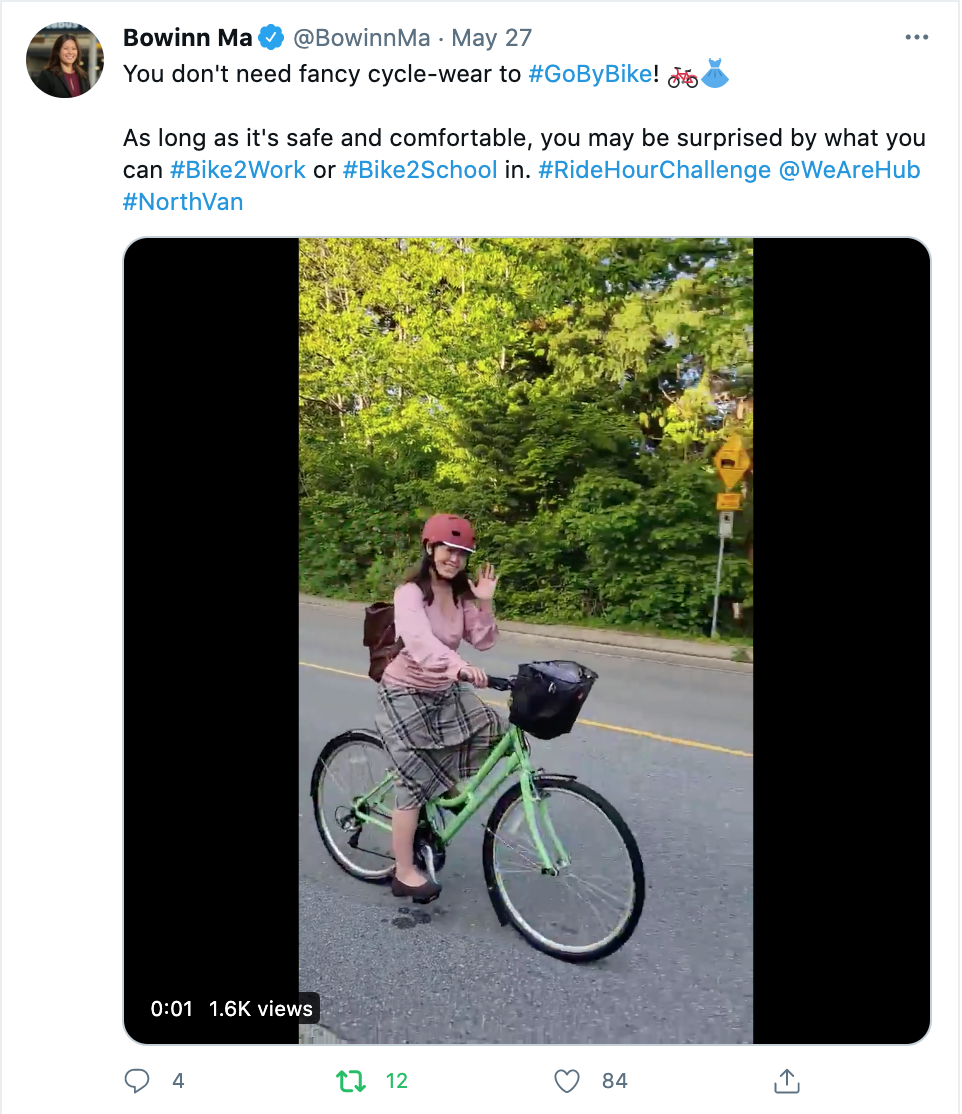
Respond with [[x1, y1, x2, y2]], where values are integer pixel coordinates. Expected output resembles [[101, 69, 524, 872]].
[[421, 514, 475, 553]]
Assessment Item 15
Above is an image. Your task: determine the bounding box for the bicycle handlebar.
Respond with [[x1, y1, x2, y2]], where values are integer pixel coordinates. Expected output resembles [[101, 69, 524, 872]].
[[459, 670, 514, 691]]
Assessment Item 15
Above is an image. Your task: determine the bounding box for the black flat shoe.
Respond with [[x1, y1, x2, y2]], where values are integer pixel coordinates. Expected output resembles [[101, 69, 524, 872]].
[[391, 872, 442, 904]]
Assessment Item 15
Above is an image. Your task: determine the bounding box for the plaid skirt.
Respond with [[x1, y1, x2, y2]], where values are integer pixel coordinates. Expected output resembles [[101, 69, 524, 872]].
[[375, 681, 510, 810]]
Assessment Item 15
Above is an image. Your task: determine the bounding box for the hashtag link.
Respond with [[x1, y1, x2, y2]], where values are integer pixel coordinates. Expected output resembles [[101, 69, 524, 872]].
[[539, 161, 552, 178], [343, 161, 358, 179], [529, 64, 543, 82], [170, 161, 185, 179], [123, 193, 136, 210]]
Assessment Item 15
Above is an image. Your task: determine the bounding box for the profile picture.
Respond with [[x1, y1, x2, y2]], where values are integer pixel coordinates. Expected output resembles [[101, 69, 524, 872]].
[[27, 23, 102, 98]]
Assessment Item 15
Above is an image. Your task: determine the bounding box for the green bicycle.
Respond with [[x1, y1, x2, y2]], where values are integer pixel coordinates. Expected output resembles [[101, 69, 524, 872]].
[[310, 662, 645, 962]]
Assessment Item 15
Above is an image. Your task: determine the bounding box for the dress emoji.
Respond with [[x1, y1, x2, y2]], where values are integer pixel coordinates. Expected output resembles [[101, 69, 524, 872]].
[[702, 58, 729, 88]]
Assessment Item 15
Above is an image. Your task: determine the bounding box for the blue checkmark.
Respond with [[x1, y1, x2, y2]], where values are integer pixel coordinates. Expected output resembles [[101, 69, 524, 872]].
[[258, 24, 283, 49]]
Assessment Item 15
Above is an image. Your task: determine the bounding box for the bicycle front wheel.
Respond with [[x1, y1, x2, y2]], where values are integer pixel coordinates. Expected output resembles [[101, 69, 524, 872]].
[[482, 776, 644, 962]]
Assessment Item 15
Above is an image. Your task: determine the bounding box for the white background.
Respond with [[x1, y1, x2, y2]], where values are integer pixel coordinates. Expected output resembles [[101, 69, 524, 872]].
[[2, 3, 958, 1112]]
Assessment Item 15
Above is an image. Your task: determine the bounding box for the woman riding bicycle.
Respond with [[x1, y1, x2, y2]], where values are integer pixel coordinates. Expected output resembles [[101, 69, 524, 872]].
[[374, 514, 507, 903]]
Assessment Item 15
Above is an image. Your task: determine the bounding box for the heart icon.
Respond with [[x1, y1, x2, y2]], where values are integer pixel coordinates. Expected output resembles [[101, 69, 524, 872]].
[[554, 1070, 580, 1093]]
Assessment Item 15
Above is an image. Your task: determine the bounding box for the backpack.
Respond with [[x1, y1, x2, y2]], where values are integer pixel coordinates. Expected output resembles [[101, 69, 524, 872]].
[[363, 602, 404, 682]]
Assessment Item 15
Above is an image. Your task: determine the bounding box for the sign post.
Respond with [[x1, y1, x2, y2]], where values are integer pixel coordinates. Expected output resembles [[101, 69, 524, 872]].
[[710, 528, 726, 639], [710, 435, 751, 639]]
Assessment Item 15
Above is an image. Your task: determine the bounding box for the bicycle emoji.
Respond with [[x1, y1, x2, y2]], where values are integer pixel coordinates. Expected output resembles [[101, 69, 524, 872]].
[[668, 67, 699, 88], [310, 661, 645, 962]]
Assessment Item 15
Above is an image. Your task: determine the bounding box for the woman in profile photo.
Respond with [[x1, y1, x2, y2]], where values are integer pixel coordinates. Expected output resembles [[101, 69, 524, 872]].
[[35, 34, 89, 98]]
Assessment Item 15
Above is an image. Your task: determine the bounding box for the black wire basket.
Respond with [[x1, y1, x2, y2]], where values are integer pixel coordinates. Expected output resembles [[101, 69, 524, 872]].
[[506, 661, 599, 740]]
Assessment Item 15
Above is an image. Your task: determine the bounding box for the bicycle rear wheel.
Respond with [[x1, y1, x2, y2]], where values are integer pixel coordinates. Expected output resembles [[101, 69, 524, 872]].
[[482, 776, 644, 962], [311, 730, 396, 882]]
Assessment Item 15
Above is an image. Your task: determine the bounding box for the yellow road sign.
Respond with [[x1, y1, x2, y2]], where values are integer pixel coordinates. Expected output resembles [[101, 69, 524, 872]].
[[714, 434, 752, 490], [716, 492, 743, 510]]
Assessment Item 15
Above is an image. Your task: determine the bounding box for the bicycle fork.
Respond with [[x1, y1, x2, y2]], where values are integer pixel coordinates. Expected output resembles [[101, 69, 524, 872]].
[[519, 774, 573, 875]]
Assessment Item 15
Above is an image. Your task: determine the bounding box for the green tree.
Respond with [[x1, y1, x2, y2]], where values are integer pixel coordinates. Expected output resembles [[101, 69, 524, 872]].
[[299, 237, 753, 637]]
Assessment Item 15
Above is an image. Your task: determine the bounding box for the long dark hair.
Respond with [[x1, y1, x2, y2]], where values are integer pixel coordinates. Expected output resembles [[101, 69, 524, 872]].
[[44, 35, 88, 80], [402, 544, 475, 607]]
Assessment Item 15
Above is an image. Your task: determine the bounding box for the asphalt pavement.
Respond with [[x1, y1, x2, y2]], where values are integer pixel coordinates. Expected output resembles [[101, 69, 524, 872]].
[[299, 601, 753, 1044]]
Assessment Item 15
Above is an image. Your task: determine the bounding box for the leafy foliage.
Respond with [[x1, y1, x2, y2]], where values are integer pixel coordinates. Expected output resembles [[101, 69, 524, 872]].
[[299, 238, 753, 637]]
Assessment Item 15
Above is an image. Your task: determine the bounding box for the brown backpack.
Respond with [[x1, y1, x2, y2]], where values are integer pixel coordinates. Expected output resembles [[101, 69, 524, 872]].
[[363, 602, 404, 682]]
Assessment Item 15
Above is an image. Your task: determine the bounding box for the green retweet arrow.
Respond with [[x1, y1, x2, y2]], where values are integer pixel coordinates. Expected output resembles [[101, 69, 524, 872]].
[[336, 1071, 353, 1093], [351, 1071, 366, 1092]]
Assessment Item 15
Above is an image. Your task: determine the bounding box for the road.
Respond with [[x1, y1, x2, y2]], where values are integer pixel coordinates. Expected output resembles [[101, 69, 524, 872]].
[[299, 601, 753, 1044]]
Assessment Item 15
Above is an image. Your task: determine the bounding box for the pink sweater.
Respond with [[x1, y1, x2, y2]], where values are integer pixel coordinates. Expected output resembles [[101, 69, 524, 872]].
[[381, 581, 499, 690]]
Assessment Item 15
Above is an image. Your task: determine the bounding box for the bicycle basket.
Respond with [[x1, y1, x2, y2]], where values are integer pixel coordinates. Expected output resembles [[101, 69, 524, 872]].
[[507, 661, 599, 740]]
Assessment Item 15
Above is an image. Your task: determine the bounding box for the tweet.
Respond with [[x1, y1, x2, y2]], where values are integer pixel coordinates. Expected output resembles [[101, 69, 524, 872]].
[[1, 2, 958, 1112]]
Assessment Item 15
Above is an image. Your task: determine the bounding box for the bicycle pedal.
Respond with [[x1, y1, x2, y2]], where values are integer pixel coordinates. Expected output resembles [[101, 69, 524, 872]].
[[422, 845, 438, 885]]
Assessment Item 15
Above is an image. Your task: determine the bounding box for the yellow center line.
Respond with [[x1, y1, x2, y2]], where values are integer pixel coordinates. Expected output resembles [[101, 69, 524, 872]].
[[298, 661, 752, 759], [300, 663, 370, 680]]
